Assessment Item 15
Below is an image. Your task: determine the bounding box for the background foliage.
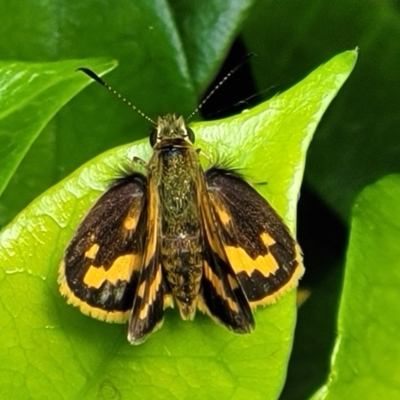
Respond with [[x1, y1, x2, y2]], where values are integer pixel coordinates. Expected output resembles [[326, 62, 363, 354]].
[[0, 1, 399, 399]]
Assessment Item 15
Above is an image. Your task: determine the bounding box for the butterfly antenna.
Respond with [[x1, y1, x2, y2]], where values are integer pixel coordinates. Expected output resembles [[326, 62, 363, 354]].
[[187, 53, 255, 121], [77, 68, 156, 125]]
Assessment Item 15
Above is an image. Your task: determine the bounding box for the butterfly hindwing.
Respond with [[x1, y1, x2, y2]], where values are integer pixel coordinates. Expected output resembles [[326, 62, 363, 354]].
[[58, 172, 147, 323], [206, 167, 304, 306]]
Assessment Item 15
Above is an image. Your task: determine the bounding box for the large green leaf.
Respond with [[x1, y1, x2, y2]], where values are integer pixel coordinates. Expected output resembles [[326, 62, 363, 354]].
[[311, 174, 400, 399], [0, 52, 356, 399], [0, 0, 256, 226], [0, 59, 115, 197]]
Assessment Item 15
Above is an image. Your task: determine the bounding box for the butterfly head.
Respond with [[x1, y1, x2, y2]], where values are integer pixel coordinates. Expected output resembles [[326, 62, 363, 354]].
[[150, 114, 195, 148]]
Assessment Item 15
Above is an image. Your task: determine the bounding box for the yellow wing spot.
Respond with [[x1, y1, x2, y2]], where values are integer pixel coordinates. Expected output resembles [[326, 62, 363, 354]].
[[138, 266, 162, 320], [83, 254, 139, 289], [217, 207, 231, 226], [85, 243, 100, 259], [209, 196, 234, 231], [260, 232, 276, 247], [225, 245, 279, 276], [202, 261, 239, 313], [137, 280, 146, 298], [164, 294, 174, 309], [123, 214, 139, 231], [227, 274, 240, 290]]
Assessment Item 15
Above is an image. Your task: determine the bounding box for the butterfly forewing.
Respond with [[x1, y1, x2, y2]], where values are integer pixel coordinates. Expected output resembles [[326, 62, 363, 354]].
[[59, 173, 148, 322], [206, 167, 304, 306]]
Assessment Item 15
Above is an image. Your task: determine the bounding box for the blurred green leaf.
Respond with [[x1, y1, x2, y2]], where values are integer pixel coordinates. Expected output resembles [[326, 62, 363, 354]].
[[0, 59, 116, 197], [0, 51, 356, 399], [311, 174, 400, 400], [242, 0, 400, 222]]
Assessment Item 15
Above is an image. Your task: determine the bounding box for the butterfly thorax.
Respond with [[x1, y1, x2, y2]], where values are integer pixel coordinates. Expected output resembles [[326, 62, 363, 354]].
[[147, 116, 204, 320]]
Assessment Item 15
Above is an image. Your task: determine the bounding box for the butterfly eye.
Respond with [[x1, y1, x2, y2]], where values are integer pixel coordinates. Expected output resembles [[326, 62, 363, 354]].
[[149, 128, 158, 147], [187, 127, 195, 144]]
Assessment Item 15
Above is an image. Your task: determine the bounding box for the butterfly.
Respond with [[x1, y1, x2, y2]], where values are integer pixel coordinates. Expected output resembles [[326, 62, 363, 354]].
[[58, 69, 304, 344]]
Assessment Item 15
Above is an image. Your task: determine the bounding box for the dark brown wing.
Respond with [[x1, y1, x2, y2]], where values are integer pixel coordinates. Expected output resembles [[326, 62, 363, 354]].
[[59, 173, 147, 323], [206, 167, 304, 306]]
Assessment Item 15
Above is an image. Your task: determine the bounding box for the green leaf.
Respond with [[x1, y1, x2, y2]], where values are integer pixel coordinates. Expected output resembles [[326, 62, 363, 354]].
[[311, 174, 400, 400], [0, 51, 355, 399], [0, 59, 116, 197], [0, 0, 256, 227]]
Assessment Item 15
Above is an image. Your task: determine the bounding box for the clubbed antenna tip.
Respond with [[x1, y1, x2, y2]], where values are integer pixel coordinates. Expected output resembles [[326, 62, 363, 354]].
[[77, 67, 107, 86], [76, 67, 155, 125]]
